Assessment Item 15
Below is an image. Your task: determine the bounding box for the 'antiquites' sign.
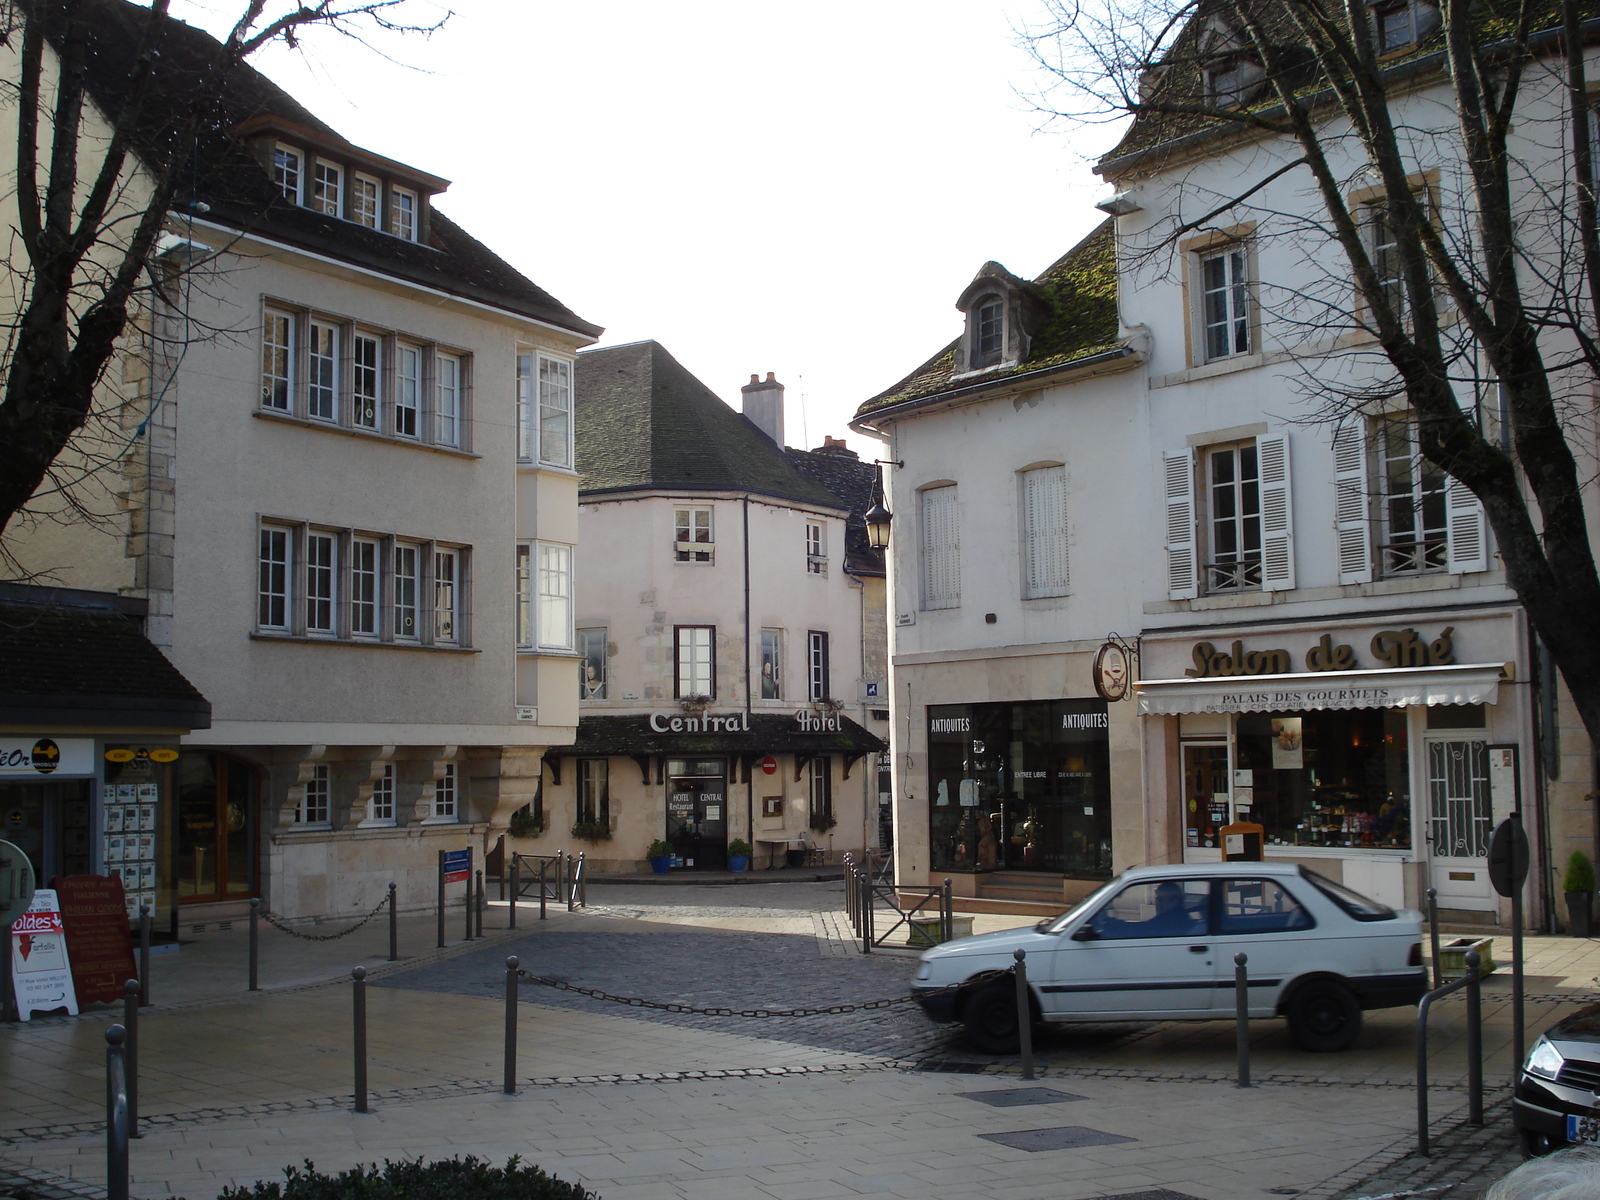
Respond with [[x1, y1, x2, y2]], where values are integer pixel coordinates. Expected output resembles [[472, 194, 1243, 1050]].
[[1186, 627, 1456, 679]]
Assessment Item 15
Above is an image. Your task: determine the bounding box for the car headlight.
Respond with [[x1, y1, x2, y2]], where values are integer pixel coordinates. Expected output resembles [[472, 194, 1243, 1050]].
[[1526, 1038, 1565, 1081], [915, 962, 932, 982]]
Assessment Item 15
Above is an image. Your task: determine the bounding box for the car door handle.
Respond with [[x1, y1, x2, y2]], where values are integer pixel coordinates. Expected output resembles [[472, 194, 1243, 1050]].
[[1189, 945, 1209, 953]]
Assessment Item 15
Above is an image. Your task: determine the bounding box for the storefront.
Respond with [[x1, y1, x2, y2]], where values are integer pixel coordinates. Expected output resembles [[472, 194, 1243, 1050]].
[[1136, 609, 1530, 912]]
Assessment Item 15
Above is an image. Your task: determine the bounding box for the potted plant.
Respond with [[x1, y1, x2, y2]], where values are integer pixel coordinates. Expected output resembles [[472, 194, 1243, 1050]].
[[1565, 850, 1596, 937], [571, 819, 612, 843], [727, 838, 752, 873], [809, 812, 837, 834], [508, 807, 545, 839], [647, 839, 673, 875]]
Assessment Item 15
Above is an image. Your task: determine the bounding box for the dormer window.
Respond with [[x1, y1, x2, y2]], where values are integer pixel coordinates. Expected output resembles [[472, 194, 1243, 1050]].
[[955, 261, 1046, 376], [312, 161, 342, 217], [273, 145, 302, 203], [352, 174, 381, 228], [1370, 0, 1440, 53], [974, 300, 1004, 368], [390, 187, 417, 242]]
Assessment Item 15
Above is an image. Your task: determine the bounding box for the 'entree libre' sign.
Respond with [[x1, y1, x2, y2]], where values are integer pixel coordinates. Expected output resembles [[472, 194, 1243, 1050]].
[[647, 710, 845, 733], [1186, 627, 1456, 679]]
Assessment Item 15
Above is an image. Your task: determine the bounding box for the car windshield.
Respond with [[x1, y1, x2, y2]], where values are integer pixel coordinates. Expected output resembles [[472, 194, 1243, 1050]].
[[1036, 877, 1121, 934], [1302, 867, 1396, 921]]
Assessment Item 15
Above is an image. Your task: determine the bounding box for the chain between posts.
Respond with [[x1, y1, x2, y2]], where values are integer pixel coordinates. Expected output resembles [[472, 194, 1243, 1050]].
[[259, 893, 392, 941], [514, 967, 961, 1017]]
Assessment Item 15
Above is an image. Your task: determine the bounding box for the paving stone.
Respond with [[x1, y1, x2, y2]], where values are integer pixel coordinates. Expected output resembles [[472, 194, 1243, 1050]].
[[976, 1125, 1138, 1152], [959, 1086, 1088, 1106]]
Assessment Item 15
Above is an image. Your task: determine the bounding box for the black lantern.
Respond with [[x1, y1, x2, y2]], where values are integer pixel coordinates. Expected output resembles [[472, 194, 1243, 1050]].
[[864, 500, 892, 550]]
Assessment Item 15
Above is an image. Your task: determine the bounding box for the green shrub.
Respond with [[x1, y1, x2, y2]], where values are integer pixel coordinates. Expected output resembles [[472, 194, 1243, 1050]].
[[646, 839, 672, 859], [570, 820, 612, 842], [216, 1156, 595, 1200], [508, 807, 545, 839], [1564, 850, 1596, 894], [727, 839, 753, 857]]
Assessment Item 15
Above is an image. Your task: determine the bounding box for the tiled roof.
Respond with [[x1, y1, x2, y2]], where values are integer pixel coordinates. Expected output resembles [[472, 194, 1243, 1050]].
[[54, 0, 599, 337], [575, 342, 847, 510], [0, 586, 210, 729], [782, 446, 886, 577], [854, 220, 1122, 419]]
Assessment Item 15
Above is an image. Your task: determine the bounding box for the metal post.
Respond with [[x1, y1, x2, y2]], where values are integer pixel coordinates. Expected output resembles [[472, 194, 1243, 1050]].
[[1013, 949, 1034, 1081], [509, 859, 518, 930], [500, 862, 507, 902], [1427, 887, 1441, 990], [122, 979, 140, 1137], [565, 854, 574, 907], [388, 883, 398, 963], [1466, 950, 1483, 1126], [138, 905, 151, 1007], [577, 851, 587, 909], [504, 955, 519, 1095], [943, 878, 953, 943], [105, 1024, 129, 1200], [539, 858, 547, 921], [465, 848, 475, 942], [475, 870, 485, 938], [1513, 879, 1525, 1086], [248, 898, 260, 992], [861, 868, 873, 954], [1417, 992, 1432, 1156], [352, 966, 368, 1114], [2, 917, 18, 1023], [1234, 953, 1250, 1088], [437, 849, 446, 949]]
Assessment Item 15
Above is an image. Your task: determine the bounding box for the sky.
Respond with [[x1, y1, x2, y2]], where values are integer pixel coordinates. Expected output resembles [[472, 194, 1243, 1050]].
[[171, 0, 1121, 451]]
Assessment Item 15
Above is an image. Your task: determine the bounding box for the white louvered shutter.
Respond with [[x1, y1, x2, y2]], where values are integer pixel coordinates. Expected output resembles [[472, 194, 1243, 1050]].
[[1022, 466, 1069, 598], [1256, 433, 1295, 592], [921, 485, 960, 609], [1445, 473, 1488, 573], [1332, 422, 1374, 584], [1163, 449, 1198, 600]]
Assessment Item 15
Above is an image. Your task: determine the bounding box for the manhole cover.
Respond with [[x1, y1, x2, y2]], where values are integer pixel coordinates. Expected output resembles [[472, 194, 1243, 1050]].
[[959, 1087, 1087, 1107], [977, 1126, 1136, 1152], [1083, 1192, 1208, 1200]]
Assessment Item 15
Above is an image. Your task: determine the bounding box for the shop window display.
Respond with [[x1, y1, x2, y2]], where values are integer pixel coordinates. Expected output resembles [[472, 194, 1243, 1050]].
[[927, 700, 1112, 878]]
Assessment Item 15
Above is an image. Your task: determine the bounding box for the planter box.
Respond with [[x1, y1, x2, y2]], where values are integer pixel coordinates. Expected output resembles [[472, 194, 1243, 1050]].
[[907, 916, 974, 947], [1438, 936, 1496, 978]]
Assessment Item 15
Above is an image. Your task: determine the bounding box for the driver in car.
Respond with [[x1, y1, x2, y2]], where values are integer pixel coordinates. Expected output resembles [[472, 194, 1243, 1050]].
[[1140, 881, 1198, 936]]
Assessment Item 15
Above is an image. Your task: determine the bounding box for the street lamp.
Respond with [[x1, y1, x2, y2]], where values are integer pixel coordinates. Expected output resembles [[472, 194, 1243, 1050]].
[[864, 500, 892, 550]]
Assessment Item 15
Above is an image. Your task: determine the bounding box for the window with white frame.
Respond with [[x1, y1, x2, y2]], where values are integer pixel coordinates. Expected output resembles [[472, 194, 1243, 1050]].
[[395, 345, 421, 438], [537, 542, 573, 650], [539, 355, 573, 468], [1199, 244, 1251, 361], [516, 353, 536, 460], [258, 527, 290, 629], [307, 321, 338, 421], [1163, 434, 1295, 600], [351, 174, 380, 228], [353, 335, 380, 429], [577, 628, 607, 699], [1378, 414, 1448, 575], [433, 763, 457, 819], [675, 625, 714, 699], [390, 187, 417, 241], [434, 548, 459, 643], [809, 756, 833, 826], [273, 145, 302, 203], [351, 538, 379, 637], [675, 508, 713, 564], [298, 764, 330, 824], [805, 522, 826, 575], [435, 352, 461, 446], [577, 759, 608, 827], [261, 311, 293, 411], [1205, 443, 1262, 592], [1362, 199, 1415, 323], [920, 485, 959, 610], [369, 764, 395, 824], [306, 532, 337, 634], [760, 629, 782, 700], [312, 161, 342, 216], [807, 630, 830, 702], [515, 544, 532, 647], [972, 298, 1003, 368], [394, 543, 419, 640], [1021, 465, 1069, 598], [1373, 0, 1438, 52]]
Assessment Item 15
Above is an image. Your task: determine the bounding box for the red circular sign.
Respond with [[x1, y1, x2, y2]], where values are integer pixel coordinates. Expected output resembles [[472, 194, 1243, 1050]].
[[760, 756, 778, 775]]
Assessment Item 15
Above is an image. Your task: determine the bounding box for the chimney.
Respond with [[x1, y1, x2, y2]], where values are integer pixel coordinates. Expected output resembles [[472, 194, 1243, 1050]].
[[813, 435, 858, 459], [741, 371, 785, 445]]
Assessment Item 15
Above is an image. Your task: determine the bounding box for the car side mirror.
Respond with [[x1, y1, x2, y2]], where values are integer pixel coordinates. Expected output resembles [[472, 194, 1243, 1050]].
[[1071, 925, 1099, 941]]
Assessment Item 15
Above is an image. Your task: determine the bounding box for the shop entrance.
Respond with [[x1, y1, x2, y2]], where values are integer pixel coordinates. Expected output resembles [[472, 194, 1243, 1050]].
[[1182, 742, 1231, 854], [666, 758, 726, 871], [1425, 737, 1494, 910], [0, 779, 92, 883], [174, 752, 258, 904]]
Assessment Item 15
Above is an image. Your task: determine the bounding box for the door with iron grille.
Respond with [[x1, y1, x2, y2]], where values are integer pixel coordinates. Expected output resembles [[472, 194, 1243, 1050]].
[[1426, 738, 1494, 911]]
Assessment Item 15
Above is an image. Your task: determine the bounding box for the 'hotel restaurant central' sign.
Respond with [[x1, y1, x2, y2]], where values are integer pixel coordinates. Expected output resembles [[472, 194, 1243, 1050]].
[[647, 710, 845, 734]]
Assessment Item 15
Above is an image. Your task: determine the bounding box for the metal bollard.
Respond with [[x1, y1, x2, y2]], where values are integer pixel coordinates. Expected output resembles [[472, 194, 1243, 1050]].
[[1467, 950, 1483, 1126], [465, 860, 475, 942], [504, 955, 519, 1094], [388, 883, 398, 963], [436, 850, 446, 949], [1013, 948, 1034, 1081], [475, 870, 485, 939], [539, 857, 548, 921], [248, 898, 260, 992], [2, 917, 16, 1023], [1427, 887, 1442, 990], [105, 1024, 129, 1200], [861, 868, 874, 954], [122, 980, 140, 1137], [352, 966, 368, 1113], [138, 904, 151, 1007], [943, 878, 953, 943], [509, 859, 519, 930], [1234, 953, 1250, 1088]]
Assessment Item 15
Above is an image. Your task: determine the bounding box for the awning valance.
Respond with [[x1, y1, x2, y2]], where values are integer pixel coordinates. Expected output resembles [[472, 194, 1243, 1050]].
[[1135, 663, 1507, 716]]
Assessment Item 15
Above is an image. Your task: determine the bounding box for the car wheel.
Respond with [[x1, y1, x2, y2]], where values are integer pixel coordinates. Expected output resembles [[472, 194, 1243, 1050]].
[[961, 981, 1022, 1054], [1285, 980, 1362, 1052]]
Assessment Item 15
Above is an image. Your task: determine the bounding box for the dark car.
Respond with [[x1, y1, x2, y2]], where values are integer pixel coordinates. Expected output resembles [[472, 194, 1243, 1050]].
[[1513, 1004, 1600, 1155]]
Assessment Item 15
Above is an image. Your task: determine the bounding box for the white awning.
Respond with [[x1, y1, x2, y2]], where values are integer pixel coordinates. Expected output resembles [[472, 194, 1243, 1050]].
[[1135, 662, 1507, 716]]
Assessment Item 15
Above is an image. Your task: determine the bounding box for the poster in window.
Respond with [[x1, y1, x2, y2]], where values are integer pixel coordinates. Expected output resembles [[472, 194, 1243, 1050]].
[[1271, 717, 1304, 770], [958, 778, 980, 807]]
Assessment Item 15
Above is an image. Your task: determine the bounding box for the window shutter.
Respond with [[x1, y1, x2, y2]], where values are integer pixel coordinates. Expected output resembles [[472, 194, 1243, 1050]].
[[1256, 433, 1295, 592], [1445, 473, 1488, 574], [921, 486, 960, 609], [1022, 466, 1068, 597], [1332, 422, 1373, 584], [1163, 449, 1198, 600]]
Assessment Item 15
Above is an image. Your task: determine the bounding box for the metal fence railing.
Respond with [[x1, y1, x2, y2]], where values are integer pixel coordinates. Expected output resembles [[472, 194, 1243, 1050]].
[[1416, 949, 1484, 1156], [844, 855, 952, 954]]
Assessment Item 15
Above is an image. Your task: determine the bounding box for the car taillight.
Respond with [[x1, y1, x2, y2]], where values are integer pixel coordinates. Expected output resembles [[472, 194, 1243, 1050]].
[[1409, 943, 1423, 966]]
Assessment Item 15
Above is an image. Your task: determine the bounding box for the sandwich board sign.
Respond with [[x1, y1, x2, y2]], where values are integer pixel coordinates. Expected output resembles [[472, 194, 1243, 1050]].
[[11, 888, 78, 1019]]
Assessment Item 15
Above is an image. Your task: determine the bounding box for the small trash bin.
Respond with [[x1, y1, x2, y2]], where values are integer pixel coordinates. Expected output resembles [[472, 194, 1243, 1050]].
[[908, 916, 974, 947], [785, 848, 806, 868], [1438, 935, 1495, 978]]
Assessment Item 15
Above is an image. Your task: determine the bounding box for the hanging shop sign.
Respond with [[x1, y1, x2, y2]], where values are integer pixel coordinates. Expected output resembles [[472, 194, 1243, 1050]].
[[12, 888, 79, 1020], [0, 737, 93, 777], [1185, 627, 1456, 679], [1092, 642, 1132, 702]]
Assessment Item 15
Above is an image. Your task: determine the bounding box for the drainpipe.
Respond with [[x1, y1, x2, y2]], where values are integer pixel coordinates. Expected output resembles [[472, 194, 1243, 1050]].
[[1529, 630, 1558, 933], [743, 496, 753, 845]]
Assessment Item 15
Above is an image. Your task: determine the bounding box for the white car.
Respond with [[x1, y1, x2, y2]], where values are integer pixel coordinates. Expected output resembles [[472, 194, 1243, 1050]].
[[912, 861, 1426, 1053]]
